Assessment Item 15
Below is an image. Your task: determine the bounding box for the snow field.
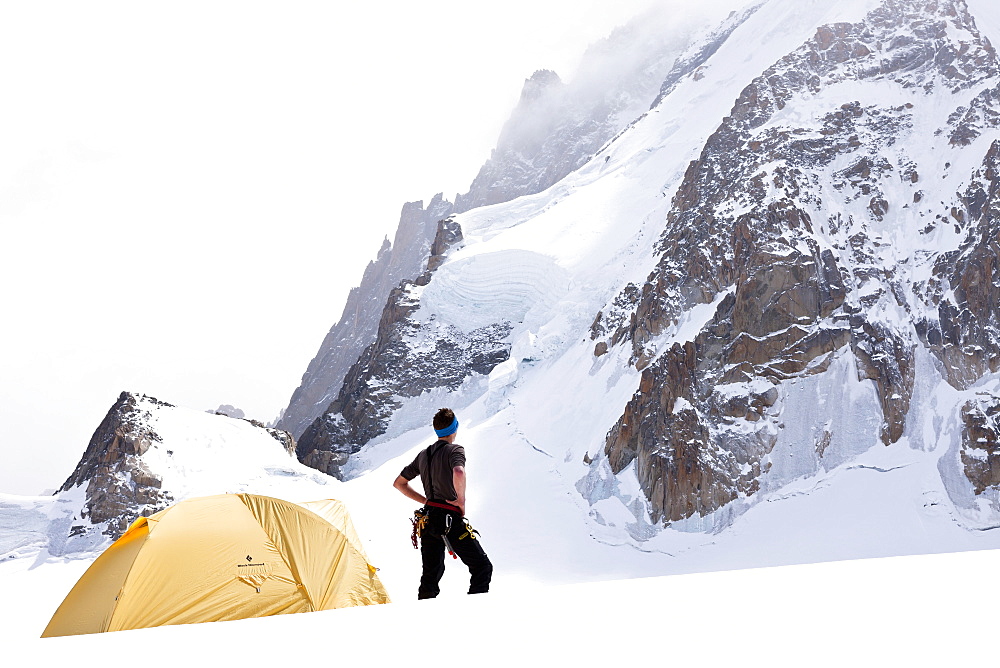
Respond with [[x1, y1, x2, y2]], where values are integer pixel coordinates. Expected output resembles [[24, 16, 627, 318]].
[[143, 398, 341, 501], [8, 539, 1000, 664]]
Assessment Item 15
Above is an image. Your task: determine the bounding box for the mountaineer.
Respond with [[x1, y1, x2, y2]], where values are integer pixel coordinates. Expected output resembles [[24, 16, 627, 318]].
[[393, 408, 493, 599]]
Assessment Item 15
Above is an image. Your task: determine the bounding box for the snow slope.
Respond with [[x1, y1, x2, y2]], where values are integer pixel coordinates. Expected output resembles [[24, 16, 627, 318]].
[[5, 549, 999, 664], [1, 396, 351, 559], [338, 0, 1000, 557], [7, 368, 998, 643]]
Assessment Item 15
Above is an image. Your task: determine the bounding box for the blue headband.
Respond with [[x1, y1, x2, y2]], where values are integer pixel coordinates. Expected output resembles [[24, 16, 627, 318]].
[[435, 417, 459, 438]]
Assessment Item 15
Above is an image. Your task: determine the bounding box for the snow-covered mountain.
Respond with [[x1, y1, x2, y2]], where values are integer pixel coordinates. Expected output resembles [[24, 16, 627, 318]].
[[276, 5, 726, 442], [292, 0, 1000, 551], [6, 0, 1000, 590], [0, 393, 338, 559]]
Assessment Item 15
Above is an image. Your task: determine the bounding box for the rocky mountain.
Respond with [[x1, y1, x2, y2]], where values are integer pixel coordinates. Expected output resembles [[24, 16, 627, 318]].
[[10, 0, 1000, 567], [0, 1, 730, 564], [277, 194, 452, 439], [599, 0, 1000, 528], [1, 392, 330, 558], [56, 392, 177, 542], [279, 4, 719, 443], [292, 0, 1000, 542]]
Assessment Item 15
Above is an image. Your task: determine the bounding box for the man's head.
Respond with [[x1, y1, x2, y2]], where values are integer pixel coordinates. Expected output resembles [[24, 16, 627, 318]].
[[434, 408, 458, 439]]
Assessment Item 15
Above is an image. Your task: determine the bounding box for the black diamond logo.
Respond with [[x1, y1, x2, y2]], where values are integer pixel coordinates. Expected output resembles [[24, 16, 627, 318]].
[[246, 555, 253, 562]]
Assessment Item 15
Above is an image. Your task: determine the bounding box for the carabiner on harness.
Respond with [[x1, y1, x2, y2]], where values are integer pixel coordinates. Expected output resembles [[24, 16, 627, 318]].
[[411, 507, 429, 550], [457, 518, 481, 541]]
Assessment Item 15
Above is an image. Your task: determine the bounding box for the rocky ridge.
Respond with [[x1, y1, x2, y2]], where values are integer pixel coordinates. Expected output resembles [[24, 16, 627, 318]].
[[595, 0, 1000, 526], [56, 392, 300, 544], [291, 0, 1000, 534], [296, 219, 512, 478], [57, 392, 175, 540], [278, 194, 453, 439], [8, 0, 1000, 561], [287, 7, 717, 473]]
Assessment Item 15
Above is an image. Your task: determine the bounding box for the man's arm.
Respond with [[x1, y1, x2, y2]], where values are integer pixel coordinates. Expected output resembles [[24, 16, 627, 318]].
[[393, 475, 427, 506], [449, 465, 466, 515]]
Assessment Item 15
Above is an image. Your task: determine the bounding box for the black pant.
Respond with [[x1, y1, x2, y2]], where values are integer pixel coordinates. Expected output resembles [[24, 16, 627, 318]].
[[418, 507, 492, 599]]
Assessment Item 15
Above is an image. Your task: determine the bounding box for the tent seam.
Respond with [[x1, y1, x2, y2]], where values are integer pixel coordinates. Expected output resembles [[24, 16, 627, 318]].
[[104, 517, 152, 632], [237, 493, 319, 611]]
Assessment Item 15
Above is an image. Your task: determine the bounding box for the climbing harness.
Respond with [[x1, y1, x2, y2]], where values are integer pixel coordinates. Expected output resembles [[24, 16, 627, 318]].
[[426, 500, 463, 513], [412, 507, 460, 558]]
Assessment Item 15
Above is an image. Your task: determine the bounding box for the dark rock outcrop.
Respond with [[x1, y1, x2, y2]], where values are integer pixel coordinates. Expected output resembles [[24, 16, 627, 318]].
[[278, 194, 453, 439], [960, 394, 1000, 494], [916, 139, 1000, 388], [58, 392, 173, 538], [288, 10, 707, 475], [296, 220, 511, 478], [265, 427, 297, 457]]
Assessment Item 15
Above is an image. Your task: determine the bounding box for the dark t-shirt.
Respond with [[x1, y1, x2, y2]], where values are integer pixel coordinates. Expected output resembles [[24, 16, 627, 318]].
[[400, 440, 466, 501]]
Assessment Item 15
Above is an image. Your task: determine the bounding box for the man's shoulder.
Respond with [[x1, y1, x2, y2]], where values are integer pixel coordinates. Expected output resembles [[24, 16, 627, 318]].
[[430, 439, 462, 452], [399, 450, 422, 480], [447, 442, 467, 464]]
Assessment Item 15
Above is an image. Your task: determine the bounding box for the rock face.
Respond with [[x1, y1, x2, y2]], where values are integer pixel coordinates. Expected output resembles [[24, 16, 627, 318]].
[[918, 138, 1000, 388], [288, 8, 708, 472], [278, 194, 453, 439], [960, 394, 1000, 494], [598, 0, 1000, 525], [58, 392, 174, 539], [285, 0, 1000, 535], [266, 427, 297, 457], [55, 392, 301, 544], [296, 219, 512, 478], [454, 69, 571, 211]]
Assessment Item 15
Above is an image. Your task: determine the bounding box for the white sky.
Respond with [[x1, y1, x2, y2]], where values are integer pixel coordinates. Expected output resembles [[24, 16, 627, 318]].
[[0, 0, 675, 494]]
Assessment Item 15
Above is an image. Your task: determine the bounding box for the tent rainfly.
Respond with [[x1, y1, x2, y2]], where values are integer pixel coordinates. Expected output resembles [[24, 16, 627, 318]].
[[42, 493, 390, 637]]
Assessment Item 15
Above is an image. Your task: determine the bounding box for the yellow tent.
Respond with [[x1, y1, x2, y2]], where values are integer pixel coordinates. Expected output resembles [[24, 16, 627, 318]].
[[42, 493, 390, 637]]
